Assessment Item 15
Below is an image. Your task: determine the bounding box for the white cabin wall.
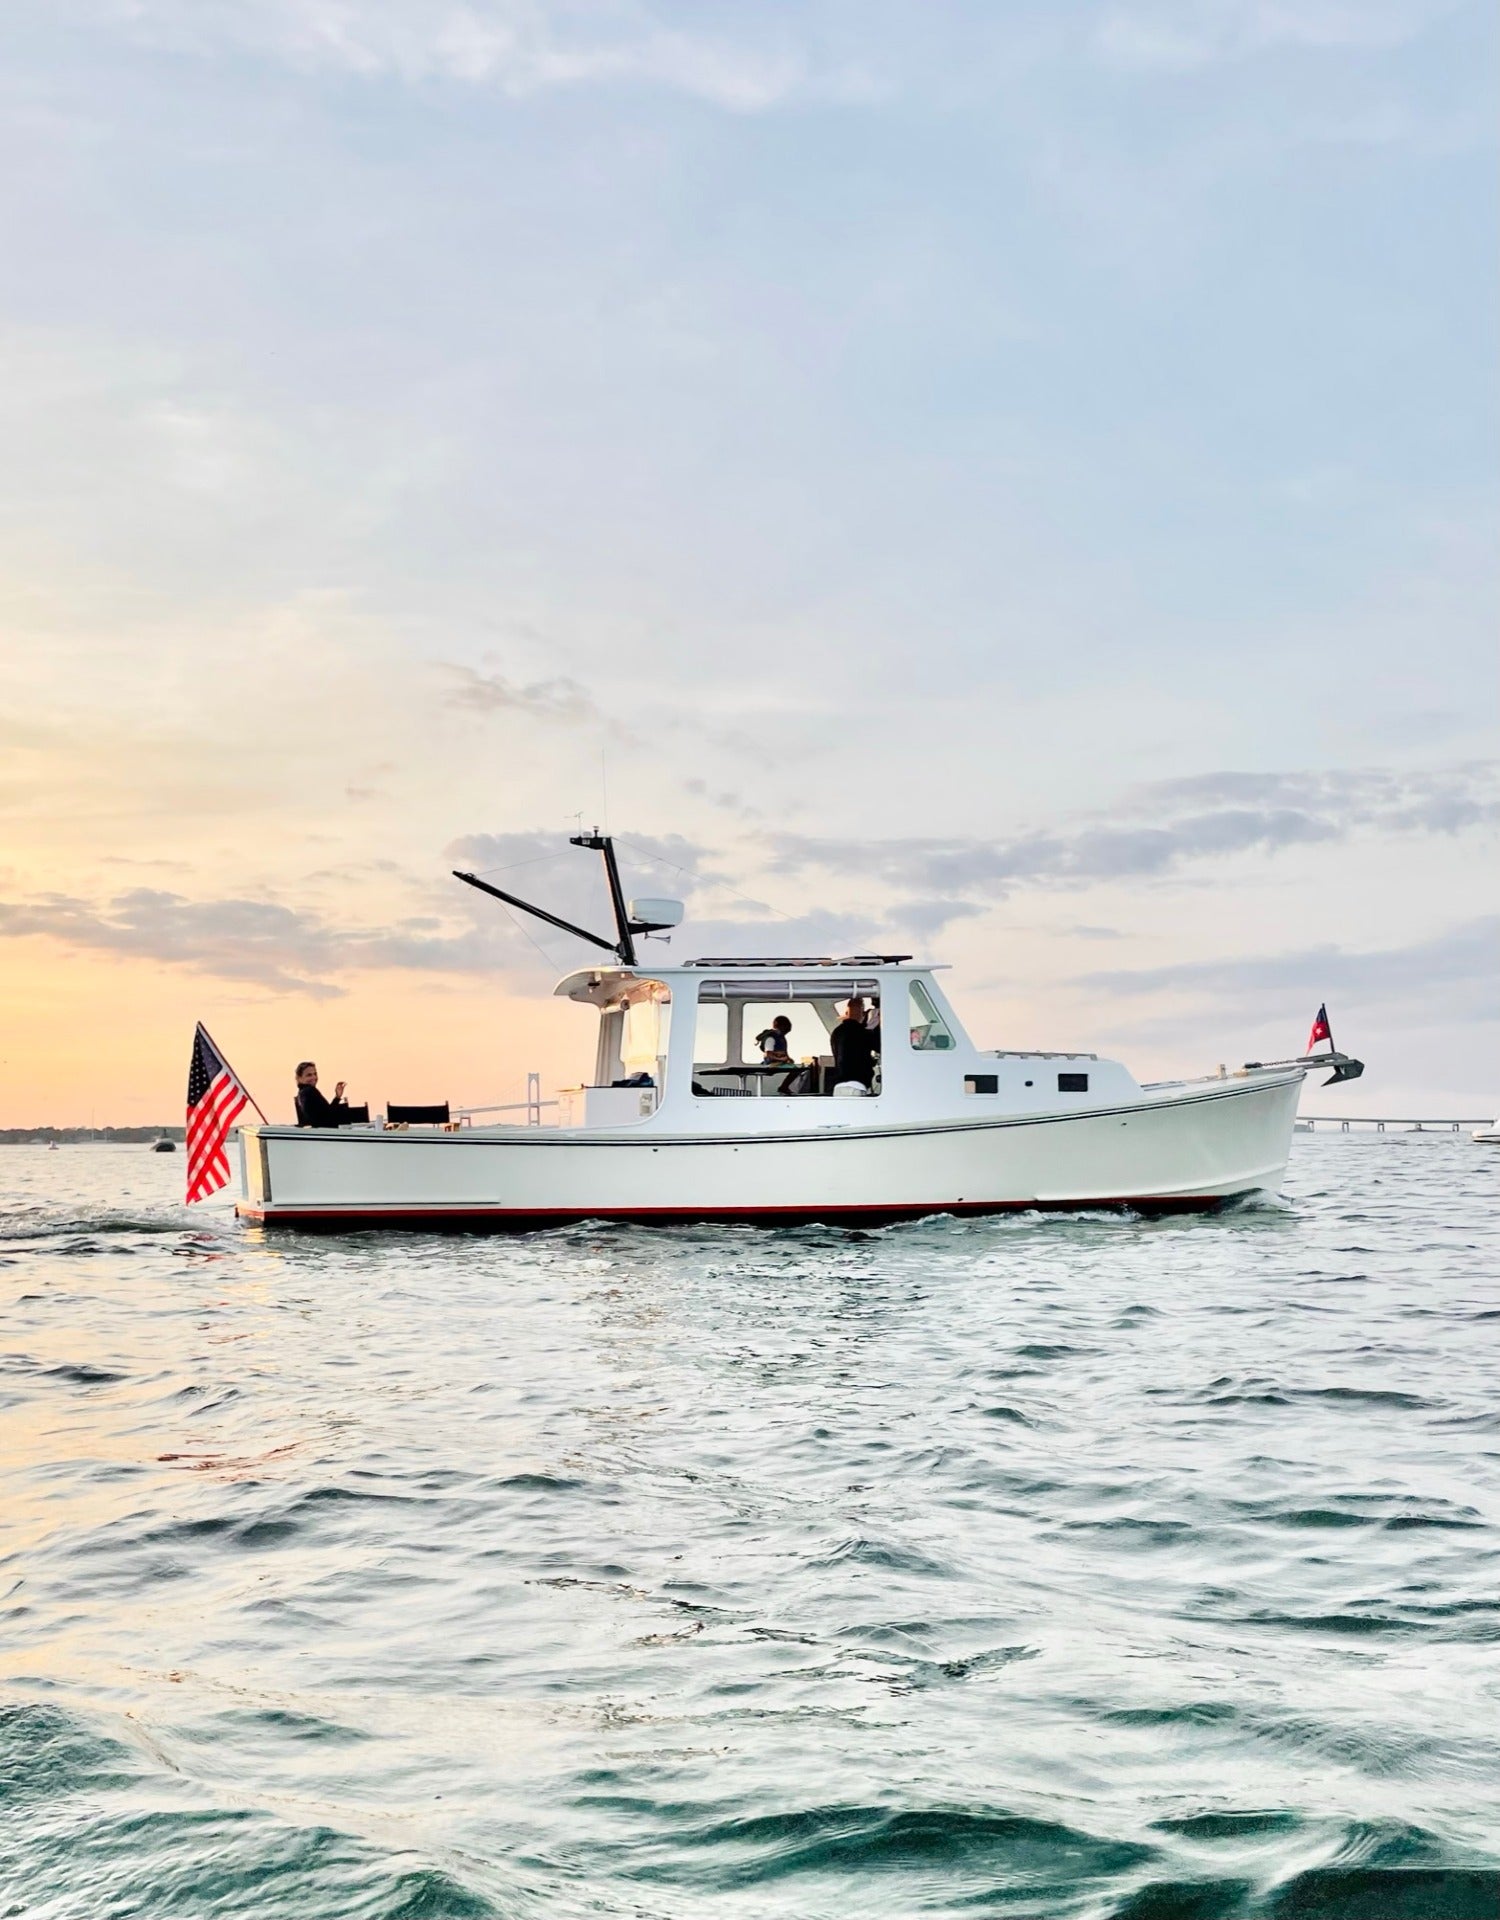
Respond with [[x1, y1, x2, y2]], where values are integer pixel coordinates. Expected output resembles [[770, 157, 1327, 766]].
[[659, 978, 703, 1115], [595, 1009, 624, 1086]]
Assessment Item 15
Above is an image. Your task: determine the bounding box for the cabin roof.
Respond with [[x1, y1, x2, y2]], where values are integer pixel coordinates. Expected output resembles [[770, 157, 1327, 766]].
[[553, 956, 944, 1005], [683, 953, 913, 968]]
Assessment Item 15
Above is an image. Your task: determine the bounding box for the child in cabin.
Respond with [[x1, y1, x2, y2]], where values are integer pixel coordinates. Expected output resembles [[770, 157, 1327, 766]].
[[756, 1016, 794, 1064]]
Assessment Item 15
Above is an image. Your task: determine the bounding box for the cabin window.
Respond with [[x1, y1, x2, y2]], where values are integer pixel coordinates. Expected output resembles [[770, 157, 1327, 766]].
[[909, 980, 955, 1051], [965, 1073, 998, 1094], [694, 1000, 728, 1067], [621, 997, 670, 1077], [688, 985, 880, 1098], [1058, 1071, 1089, 1093]]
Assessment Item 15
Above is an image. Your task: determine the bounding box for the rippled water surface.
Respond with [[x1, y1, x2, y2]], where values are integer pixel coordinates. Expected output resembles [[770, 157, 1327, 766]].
[[2, 1138, 1497, 1918]]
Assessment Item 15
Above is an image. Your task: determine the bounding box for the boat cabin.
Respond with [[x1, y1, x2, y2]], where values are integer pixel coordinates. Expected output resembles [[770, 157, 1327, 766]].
[[451, 835, 1117, 1134], [550, 956, 1113, 1129]]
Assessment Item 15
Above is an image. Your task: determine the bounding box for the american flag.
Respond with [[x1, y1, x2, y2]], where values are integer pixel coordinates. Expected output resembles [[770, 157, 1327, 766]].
[[185, 1023, 250, 1204]]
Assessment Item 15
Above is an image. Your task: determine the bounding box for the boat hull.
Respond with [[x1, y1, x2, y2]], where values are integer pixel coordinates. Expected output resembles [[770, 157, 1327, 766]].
[[236, 1073, 1303, 1231]]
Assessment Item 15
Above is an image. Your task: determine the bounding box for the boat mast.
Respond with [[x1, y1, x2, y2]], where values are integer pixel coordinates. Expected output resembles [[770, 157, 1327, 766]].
[[453, 830, 666, 967], [570, 831, 636, 966]]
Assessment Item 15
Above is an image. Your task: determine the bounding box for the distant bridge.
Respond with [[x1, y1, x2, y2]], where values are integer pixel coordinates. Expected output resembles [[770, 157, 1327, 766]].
[[1299, 1115, 1490, 1133]]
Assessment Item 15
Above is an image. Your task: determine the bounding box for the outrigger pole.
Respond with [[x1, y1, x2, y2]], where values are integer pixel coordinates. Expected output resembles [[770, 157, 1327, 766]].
[[453, 831, 675, 968]]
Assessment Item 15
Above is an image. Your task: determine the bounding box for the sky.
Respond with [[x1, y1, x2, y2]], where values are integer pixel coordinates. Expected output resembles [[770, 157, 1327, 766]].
[[1, 0, 1496, 1126]]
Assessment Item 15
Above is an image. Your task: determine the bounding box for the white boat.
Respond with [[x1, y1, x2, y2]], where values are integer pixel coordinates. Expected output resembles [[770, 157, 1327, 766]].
[[235, 834, 1363, 1232], [1475, 1120, 1500, 1144]]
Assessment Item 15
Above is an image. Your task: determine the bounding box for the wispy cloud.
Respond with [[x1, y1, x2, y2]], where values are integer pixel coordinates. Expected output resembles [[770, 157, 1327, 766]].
[[1127, 763, 1500, 834], [1080, 916, 1499, 1021], [440, 663, 605, 725], [0, 880, 567, 996], [0, 824, 941, 993], [98, 0, 882, 110], [0, 889, 353, 997], [683, 778, 763, 824], [765, 762, 1500, 903], [1092, 0, 1459, 73]]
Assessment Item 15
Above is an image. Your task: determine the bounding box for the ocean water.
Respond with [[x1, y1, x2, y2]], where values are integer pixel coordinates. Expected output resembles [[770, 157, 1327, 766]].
[[1, 1138, 1496, 1920]]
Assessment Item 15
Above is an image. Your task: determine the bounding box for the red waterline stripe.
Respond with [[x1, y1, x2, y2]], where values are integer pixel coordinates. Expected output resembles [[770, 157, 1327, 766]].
[[236, 1192, 1239, 1228]]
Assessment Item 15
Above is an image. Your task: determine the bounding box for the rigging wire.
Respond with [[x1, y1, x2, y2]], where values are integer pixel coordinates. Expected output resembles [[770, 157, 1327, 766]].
[[468, 849, 570, 879], [496, 899, 561, 971]]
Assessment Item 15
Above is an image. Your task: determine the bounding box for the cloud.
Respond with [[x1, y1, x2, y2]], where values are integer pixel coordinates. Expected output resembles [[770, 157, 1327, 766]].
[[768, 810, 1332, 894], [1080, 916, 1500, 1022], [3, 762, 1494, 1002], [0, 875, 572, 996], [0, 889, 352, 997], [886, 898, 987, 938], [98, 0, 882, 110], [667, 909, 887, 964], [765, 761, 1500, 903], [0, 821, 935, 995], [1092, 0, 1458, 73], [683, 779, 763, 823], [440, 664, 605, 725], [1127, 763, 1500, 833]]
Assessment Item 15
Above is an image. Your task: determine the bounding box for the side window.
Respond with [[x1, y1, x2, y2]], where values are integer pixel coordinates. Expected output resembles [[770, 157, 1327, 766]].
[[909, 980, 955, 1051], [694, 1001, 728, 1065], [622, 997, 670, 1076]]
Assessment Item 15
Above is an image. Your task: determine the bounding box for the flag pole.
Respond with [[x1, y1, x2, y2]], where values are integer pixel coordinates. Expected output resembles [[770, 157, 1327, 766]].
[[196, 1020, 268, 1123]]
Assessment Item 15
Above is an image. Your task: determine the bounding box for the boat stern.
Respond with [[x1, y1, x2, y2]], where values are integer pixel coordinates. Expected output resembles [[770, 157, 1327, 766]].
[[236, 1124, 269, 1214]]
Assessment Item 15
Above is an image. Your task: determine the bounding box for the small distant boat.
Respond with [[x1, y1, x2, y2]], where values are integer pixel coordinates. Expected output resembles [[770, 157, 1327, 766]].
[[152, 1138, 177, 1153], [1475, 1119, 1500, 1144], [47, 1141, 58, 1152]]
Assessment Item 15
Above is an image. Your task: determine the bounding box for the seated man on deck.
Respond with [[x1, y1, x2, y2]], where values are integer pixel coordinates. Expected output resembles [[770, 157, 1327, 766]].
[[294, 1061, 349, 1128]]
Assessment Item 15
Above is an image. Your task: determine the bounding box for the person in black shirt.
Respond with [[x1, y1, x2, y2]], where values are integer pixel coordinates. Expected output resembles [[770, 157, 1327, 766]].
[[294, 1060, 349, 1128], [830, 998, 877, 1092]]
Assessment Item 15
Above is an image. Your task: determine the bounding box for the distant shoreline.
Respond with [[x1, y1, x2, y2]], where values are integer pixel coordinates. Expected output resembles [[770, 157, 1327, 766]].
[[0, 1127, 187, 1144]]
